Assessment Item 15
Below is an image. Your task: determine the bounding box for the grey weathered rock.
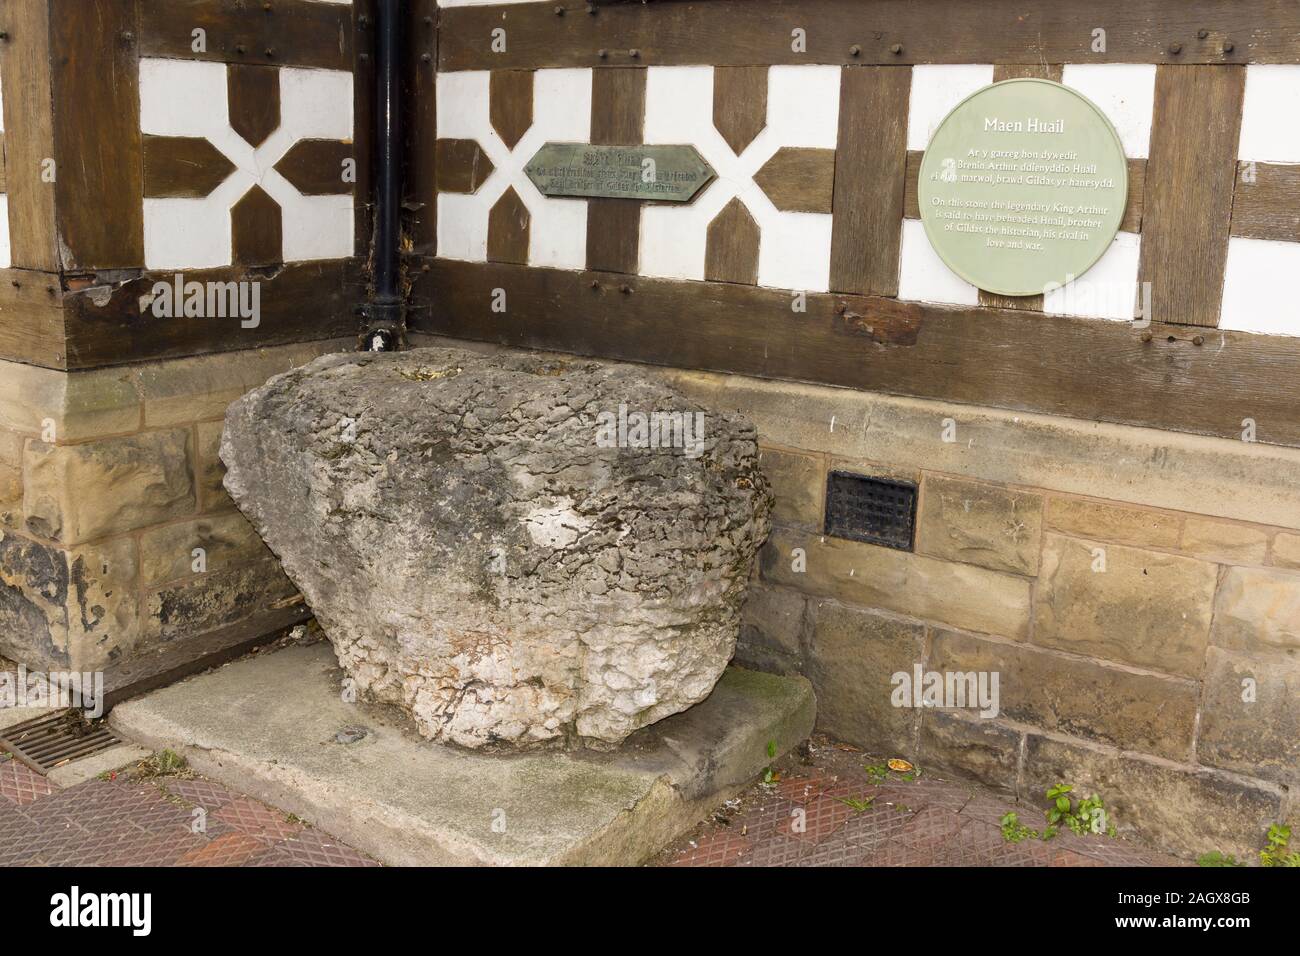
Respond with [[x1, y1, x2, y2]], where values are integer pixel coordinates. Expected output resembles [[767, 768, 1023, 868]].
[[220, 348, 772, 751]]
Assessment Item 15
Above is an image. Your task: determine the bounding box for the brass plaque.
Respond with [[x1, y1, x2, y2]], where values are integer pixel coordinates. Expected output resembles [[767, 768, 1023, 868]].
[[524, 142, 716, 202]]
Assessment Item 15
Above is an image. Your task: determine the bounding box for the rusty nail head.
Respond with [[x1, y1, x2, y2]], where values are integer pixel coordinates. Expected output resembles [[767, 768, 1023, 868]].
[[1140, 331, 1153, 342], [849, 45, 861, 56], [1193, 335, 1205, 346], [1224, 41, 1235, 52], [1169, 42, 1182, 54], [1198, 28, 1209, 39], [890, 43, 903, 54]]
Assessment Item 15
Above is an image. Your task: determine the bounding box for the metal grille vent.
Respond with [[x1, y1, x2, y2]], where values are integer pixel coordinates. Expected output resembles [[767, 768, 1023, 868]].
[[0, 710, 121, 775], [823, 471, 917, 551]]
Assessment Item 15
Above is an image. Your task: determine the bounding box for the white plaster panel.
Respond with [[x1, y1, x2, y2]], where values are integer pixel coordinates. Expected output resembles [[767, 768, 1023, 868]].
[[436, 70, 491, 140], [1220, 237, 1300, 336], [906, 64, 994, 151], [144, 197, 234, 270], [1060, 64, 1155, 158], [767, 64, 840, 149], [280, 67, 354, 141], [140, 59, 230, 140], [1238, 65, 1300, 163], [1042, 231, 1142, 321], [639, 67, 717, 281], [435, 68, 591, 269], [0, 197, 11, 270], [898, 218, 979, 306], [640, 65, 837, 291], [139, 59, 355, 269]]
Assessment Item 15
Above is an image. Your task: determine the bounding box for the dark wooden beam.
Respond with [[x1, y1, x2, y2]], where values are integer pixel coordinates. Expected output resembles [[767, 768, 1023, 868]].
[[489, 70, 534, 150], [704, 197, 759, 285], [138, 0, 355, 70], [753, 147, 835, 214], [144, 136, 237, 198], [486, 187, 530, 264], [61, 259, 364, 370], [0, 0, 60, 272], [1232, 162, 1300, 242], [0, 268, 67, 369], [586, 67, 646, 274], [1139, 65, 1245, 327], [227, 63, 282, 149], [274, 140, 356, 196], [403, 0, 437, 257], [830, 66, 910, 296], [441, 0, 1294, 71], [416, 258, 1300, 449], [50, 0, 143, 270]]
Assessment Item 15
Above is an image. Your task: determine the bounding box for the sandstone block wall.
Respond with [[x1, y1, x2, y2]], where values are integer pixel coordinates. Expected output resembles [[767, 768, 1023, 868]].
[[0, 341, 350, 672], [674, 370, 1299, 860]]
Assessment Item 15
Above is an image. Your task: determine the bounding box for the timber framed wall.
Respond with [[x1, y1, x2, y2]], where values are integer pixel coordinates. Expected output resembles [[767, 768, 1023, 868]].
[[0, 0, 374, 680], [412, 0, 1300, 450], [0, 0, 373, 371]]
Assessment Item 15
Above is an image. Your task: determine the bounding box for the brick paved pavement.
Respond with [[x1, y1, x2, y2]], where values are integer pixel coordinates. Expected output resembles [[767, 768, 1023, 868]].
[[2, 727, 1190, 867], [0, 752, 378, 867], [653, 735, 1191, 867]]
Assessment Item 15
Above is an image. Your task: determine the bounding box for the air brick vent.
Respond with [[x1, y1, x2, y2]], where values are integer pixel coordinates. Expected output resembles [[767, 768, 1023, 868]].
[[823, 471, 917, 551]]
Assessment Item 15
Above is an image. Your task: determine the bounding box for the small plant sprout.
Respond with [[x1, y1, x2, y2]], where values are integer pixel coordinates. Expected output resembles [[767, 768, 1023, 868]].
[[761, 739, 779, 785], [1260, 823, 1299, 867], [837, 795, 875, 813], [998, 783, 1117, 844], [1000, 812, 1038, 844]]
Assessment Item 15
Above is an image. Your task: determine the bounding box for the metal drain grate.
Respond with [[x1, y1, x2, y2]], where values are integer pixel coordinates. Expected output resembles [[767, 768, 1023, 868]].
[[0, 709, 121, 775], [823, 471, 918, 551]]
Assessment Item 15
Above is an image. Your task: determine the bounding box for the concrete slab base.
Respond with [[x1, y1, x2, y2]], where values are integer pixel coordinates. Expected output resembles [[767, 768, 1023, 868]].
[[110, 643, 815, 866], [47, 743, 153, 788]]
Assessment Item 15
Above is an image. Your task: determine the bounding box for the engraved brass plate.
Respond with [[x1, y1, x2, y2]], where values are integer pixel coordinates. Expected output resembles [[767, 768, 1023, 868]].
[[524, 142, 716, 202]]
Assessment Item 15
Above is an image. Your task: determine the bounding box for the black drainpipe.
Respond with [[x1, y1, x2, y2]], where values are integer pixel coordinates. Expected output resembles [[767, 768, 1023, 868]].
[[362, 0, 403, 352]]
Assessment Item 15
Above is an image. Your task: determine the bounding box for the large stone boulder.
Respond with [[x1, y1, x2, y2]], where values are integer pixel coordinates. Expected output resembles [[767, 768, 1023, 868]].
[[220, 347, 772, 751]]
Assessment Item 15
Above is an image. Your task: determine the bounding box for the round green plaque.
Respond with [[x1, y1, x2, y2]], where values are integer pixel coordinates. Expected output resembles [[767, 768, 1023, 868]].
[[918, 79, 1128, 297]]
